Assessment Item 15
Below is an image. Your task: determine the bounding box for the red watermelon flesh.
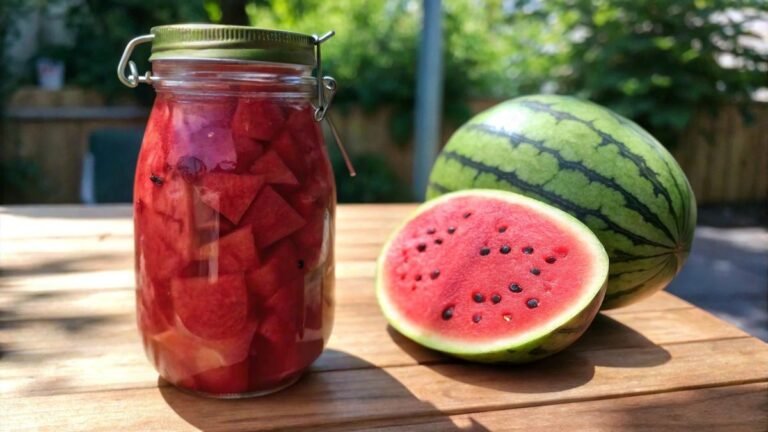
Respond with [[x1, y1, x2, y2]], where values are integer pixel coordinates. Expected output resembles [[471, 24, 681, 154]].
[[232, 99, 286, 141], [377, 191, 608, 362], [233, 135, 266, 170], [249, 150, 299, 186], [245, 239, 302, 307], [240, 186, 305, 248], [197, 226, 259, 274], [171, 273, 249, 340], [148, 320, 258, 383], [197, 172, 265, 224], [248, 313, 301, 383], [192, 359, 250, 395], [168, 98, 237, 170]]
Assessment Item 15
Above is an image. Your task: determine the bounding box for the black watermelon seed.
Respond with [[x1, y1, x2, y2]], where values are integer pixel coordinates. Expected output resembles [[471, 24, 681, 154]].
[[430, 270, 441, 280], [417, 243, 427, 252], [491, 294, 502, 304], [522, 246, 534, 254], [415, 275, 422, 281], [463, 212, 472, 218], [447, 226, 456, 234], [527, 298, 539, 308], [442, 306, 454, 320], [149, 174, 164, 185], [472, 313, 482, 323], [473, 293, 485, 303], [435, 238, 443, 245], [500, 245, 511, 254], [498, 226, 507, 233], [530, 268, 541, 276], [479, 247, 491, 256], [427, 227, 436, 235], [545, 256, 557, 264], [509, 283, 522, 293], [297, 260, 305, 269]]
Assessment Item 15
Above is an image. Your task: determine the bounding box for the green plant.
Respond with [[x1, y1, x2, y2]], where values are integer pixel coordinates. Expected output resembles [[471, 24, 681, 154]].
[[0, 158, 47, 204], [63, 0, 208, 104], [329, 148, 410, 203], [533, 0, 768, 147]]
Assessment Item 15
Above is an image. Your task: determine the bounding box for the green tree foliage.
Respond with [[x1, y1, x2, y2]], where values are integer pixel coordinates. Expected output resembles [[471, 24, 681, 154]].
[[535, 0, 768, 146], [64, 0, 208, 104]]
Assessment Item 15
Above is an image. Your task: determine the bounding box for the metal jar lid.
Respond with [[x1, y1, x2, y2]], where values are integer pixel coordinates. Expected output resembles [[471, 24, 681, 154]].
[[148, 24, 316, 65]]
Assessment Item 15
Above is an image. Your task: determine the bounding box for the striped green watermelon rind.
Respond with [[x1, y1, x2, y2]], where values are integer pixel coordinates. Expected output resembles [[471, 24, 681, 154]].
[[376, 190, 608, 363], [427, 95, 696, 309]]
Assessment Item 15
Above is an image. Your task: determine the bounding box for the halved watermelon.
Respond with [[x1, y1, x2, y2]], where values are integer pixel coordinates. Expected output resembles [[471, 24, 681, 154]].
[[377, 190, 608, 363], [197, 172, 265, 224]]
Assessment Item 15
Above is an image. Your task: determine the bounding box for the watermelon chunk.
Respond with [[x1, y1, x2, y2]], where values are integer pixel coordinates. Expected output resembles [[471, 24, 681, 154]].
[[197, 226, 259, 274], [233, 135, 266, 170], [171, 273, 249, 340], [197, 172, 265, 224], [240, 186, 305, 248], [270, 131, 310, 183], [249, 150, 299, 186], [248, 313, 300, 383], [192, 360, 249, 395], [149, 320, 257, 384], [232, 99, 286, 141], [245, 239, 302, 306], [168, 99, 237, 170]]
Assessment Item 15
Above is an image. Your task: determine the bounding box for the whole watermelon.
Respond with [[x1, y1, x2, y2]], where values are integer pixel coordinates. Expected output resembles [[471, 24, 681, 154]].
[[427, 95, 696, 309]]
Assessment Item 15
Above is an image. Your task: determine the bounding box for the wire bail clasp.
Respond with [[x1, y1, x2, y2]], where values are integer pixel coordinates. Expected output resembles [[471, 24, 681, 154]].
[[117, 34, 155, 88], [313, 31, 356, 177]]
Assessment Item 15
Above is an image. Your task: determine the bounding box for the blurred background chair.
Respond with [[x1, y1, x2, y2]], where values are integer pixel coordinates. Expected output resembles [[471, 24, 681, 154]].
[[80, 128, 143, 204]]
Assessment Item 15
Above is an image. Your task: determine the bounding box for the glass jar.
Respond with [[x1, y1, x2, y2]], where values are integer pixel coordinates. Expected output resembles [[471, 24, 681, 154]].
[[119, 25, 337, 397]]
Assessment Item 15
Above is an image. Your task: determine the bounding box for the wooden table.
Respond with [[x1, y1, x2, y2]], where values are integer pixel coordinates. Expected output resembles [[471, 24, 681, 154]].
[[2, 205, 767, 431]]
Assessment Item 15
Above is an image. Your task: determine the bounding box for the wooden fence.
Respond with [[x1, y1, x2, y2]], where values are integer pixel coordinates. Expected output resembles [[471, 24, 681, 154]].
[[3, 89, 766, 205], [674, 103, 768, 205]]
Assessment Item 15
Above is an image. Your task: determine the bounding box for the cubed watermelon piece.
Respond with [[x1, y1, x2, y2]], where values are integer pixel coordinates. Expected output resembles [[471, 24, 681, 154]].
[[245, 239, 302, 306], [192, 359, 249, 395], [240, 186, 306, 248], [232, 99, 286, 141], [285, 105, 322, 151], [197, 226, 259, 274], [149, 320, 257, 384], [136, 274, 173, 336], [197, 173, 265, 224], [248, 313, 301, 383], [135, 175, 198, 282], [270, 131, 310, 183], [171, 273, 249, 340], [168, 99, 237, 171], [233, 135, 266, 171], [249, 150, 299, 186], [291, 208, 328, 270]]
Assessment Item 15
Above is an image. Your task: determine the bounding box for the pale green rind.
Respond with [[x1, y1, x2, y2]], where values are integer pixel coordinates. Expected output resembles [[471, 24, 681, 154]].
[[427, 94, 696, 309], [376, 190, 609, 363]]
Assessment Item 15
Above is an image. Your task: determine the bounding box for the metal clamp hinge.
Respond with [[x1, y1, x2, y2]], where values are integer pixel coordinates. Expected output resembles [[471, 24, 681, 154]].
[[117, 34, 155, 88]]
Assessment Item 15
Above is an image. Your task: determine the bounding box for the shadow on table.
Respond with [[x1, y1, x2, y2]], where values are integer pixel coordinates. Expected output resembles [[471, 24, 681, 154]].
[[158, 349, 490, 432], [388, 313, 670, 394]]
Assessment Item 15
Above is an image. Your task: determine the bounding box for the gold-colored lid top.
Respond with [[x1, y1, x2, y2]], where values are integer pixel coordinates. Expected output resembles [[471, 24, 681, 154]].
[[149, 24, 316, 65]]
